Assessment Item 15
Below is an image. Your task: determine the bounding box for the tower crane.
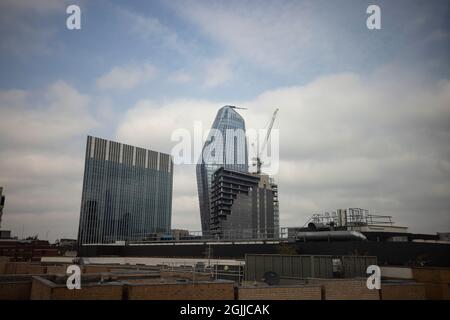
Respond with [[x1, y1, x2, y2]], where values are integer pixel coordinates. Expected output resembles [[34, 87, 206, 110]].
[[253, 108, 279, 174], [229, 105, 247, 110]]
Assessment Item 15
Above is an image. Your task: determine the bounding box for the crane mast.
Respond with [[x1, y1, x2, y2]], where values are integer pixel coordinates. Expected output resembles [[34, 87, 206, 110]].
[[255, 108, 279, 174]]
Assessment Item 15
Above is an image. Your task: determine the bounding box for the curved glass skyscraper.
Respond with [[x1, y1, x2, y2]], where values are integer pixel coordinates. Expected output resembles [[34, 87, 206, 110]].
[[196, 106, 249, 234]]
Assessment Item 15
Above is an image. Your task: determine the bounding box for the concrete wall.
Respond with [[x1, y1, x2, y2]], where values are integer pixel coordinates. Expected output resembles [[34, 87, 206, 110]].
[[126, 281, 235, 300], [237, 285, 321, 300], [307, 278, 380, 300], [381, 266, 413, 280]]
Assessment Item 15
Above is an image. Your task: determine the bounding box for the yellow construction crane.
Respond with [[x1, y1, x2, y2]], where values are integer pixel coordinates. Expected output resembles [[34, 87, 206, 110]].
[[253, 108, 279, 174]]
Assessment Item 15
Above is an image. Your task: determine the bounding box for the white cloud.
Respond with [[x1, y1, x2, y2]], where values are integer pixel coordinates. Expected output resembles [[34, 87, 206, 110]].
[[0, 81, 96, 147], [118, 8, 194, 57], [203, 58, 233, 88], [96, 63, 157, 90], [0, 81, 98, 241], [116, 98, 222, 153], [0, 0, 64, 56], [168, 71, 192, 84], [171, 1, 321, 70]]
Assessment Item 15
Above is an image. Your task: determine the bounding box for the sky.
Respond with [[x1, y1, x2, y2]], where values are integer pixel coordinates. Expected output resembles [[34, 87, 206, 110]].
[[0, 0, 449, 242]]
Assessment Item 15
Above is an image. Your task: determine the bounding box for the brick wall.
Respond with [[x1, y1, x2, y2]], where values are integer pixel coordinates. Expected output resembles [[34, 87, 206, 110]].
[[5, 262, 46, 275], [307, 278, 380, 300], [50, 284, 123, 300], [21, 264, 47, 274], [0, 282, 31, 300], [421, 283, 450, 300], [412, 267, 450, 300], [46, 265, 68, 275], [30, 276, 123, 300], [30, 277, 52, 300], [83, 265, 110, 273], [237, 285, 322, 300], [126, 281, 235, 300], [412, 267, 450, 284], [0, 275, 32, 300], [160, 270, 212, 282], [381, 283, 426, 300], [0, 257, 9, 274]]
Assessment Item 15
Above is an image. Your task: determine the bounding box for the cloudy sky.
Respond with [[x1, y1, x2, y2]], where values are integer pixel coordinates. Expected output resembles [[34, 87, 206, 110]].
[[0, 0, 449, 241]]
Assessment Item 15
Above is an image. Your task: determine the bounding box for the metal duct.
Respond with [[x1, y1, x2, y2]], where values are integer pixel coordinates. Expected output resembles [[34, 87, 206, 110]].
[[295, 230, 367, 241]]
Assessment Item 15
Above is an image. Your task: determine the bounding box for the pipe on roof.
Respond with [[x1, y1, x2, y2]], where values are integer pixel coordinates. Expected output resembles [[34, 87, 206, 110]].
[[295, 230, 367, 242]]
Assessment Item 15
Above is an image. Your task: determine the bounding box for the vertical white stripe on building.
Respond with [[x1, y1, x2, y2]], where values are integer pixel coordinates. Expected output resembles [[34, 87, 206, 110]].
[[157, 152, 160, 171], [90, 137, 95, 158], [119, 143, 123, 164], [105, 140, 110, 161], [132, 146, 136, 166], [168, 157, 172, 173], [145, 149, 149, 168]]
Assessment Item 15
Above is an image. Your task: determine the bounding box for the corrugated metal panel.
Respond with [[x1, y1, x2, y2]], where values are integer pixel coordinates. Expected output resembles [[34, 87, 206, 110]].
[[245, 254, 334, 281], [342, 256, 377, 278], [313, 255, 333, 278], [245, 254, 376, 281]]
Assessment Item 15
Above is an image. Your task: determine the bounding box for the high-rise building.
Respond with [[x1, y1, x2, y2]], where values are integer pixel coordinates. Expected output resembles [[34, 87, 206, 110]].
[[77, 136, 173, 244], [0, 187, 5, 229], [196, 106, 249, 235], [210, 167, 279, 239]]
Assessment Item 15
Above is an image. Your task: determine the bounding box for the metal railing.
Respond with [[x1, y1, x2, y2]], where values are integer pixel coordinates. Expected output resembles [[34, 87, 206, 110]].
[[128, 227, 290, 244], [159, 261, 245, 284]]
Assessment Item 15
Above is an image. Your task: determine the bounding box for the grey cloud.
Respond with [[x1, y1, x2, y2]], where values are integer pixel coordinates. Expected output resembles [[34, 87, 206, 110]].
[[170, 0, 450, 78], [0, 0, 64, 56]]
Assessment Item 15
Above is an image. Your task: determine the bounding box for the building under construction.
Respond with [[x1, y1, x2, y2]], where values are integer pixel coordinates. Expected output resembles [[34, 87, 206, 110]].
[[198, 106, 280, 240], [209, 167, 279, 239]]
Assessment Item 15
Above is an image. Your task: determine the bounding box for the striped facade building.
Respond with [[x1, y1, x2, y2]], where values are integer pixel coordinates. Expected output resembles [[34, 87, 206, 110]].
[[77, 136, 173, 244]]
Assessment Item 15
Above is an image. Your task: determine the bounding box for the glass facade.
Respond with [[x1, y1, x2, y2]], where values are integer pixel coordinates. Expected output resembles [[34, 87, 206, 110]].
[[210, 168, 278, 239], [196, 106, 248, 234], [77, 136, 173, 244]]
